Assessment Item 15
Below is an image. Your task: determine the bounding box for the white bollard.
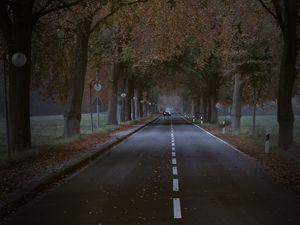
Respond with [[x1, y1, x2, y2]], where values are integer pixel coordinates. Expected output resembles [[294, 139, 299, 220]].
[[265, 131, 270, 154], [200, 116, 203, 124], [222, 120, 226, 134]]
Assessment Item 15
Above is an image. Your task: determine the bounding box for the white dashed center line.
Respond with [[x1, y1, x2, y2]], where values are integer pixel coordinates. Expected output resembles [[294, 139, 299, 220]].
[[170, 117, 182, 219], [172, 166, 178, 175], [173, 179, 179, 191], [172, 158, 177, 165], [173, 198, 182, 219]]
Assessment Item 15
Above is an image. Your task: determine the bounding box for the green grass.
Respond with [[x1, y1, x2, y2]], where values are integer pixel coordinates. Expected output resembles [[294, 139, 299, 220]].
[[29, 112, 115, 146], [218, 115, 300, 163], [0, 113, 118, 153], [0, 113, 149, 166]]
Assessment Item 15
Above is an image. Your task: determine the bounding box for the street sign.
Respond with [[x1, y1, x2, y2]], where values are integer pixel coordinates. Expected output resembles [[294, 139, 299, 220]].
[[94, 82, 102, 92]]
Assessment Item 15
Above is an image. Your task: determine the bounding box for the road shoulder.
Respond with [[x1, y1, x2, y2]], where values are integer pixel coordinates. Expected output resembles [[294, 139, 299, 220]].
[[0, 116, 158, 222], [194, 122, 300, 194]]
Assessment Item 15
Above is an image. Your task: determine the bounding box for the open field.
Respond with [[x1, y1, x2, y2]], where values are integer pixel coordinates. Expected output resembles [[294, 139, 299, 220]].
[[0, 113, 119, 154]]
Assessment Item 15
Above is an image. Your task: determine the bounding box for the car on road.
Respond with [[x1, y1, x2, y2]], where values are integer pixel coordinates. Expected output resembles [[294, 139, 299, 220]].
[[163, 111, 171, 116]]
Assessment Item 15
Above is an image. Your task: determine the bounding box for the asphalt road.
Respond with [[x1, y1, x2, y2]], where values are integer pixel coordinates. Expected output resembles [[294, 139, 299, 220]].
[[6, 115, 300, 225]]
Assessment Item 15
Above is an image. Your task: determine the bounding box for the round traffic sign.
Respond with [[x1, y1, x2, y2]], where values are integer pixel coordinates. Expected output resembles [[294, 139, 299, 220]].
[[94, 82, 102, 92]]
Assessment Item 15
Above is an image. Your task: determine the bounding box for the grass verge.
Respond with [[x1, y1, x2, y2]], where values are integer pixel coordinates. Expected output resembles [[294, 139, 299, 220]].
[[0, 113, 148, 168]]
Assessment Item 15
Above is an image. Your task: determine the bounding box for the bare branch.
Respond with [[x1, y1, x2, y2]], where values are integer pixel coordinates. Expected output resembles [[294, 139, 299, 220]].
[[0, 2, 12, 41], [270, 0, 285, 32], [257, 0, 278, 20], [37, 0, 54, 15], [90, 0, 148, 33], [34, 0, 85, 22]]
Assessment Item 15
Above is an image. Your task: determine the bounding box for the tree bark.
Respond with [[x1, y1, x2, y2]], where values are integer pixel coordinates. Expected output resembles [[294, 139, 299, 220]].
[[203, 98, 208, 121], [199, 97, 204, 119], [137, 85, 143, 118], [252, 97, 257, 136], [7, 10, 33, 151], [126, 76, 134, 121], [132, 89, 137, 120], [118, 76, 126, 123], [107, 62, 120, 125], [64, 19, 91, 137], [191, 99, 195, 116], [231, 74, 244, 132], [207, 97, 211, 122], [210, 95, 218, 124], [277, 21, 298, 149], [257, 1, 299, 149]]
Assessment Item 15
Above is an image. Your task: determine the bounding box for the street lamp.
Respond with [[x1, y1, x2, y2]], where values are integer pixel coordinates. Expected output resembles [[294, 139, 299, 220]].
[[11, 53, 27, 67], [3, 50, 27, 155], [120, 92, 127, 98]]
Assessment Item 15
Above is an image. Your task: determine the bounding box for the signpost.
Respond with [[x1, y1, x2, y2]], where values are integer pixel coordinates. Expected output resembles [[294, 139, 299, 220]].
[[89, 70, 102, 132]]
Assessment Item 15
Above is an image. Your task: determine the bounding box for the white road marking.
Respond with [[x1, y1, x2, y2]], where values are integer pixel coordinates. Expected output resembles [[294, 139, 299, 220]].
[[172, 152, 176, 157], [172, 147, 175, 151], [173, 198, 182, 219], [171, 143, 175, 147], [172, 166, 178, 175], [172, 158, 177, 165], [192, 123, 255, 160], [173, 179, 179, 191]]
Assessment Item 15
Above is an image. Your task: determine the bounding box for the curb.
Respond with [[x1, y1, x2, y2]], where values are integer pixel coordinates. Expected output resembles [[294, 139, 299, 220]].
[[0, 116, 160, 222]]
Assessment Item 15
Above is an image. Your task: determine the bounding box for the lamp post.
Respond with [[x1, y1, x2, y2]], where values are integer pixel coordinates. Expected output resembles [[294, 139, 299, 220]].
[[2, 50, 27, 155], [148, 102, 151, 115], [120, 92, 127, 122], [140, 99, 144, 118], [89, 71, 102, 132], [132, 96, 137, 120]]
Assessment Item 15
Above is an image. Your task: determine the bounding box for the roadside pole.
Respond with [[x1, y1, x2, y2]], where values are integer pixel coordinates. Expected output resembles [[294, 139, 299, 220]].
[[265, 130, 270, 153]]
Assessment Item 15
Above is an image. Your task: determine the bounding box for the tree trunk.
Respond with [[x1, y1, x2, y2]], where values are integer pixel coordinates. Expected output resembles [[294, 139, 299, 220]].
[[231, 74, 244, 132], [252, 98, 257, 136], [191, 99, 195, 116], [210, 95, 218, 123], [132, 89, 137, 120], [203, 98, 208, 121], [277, 25, 298, 149], [107, 62, 120, 125], [207, 97, 211, 122], [199, 97, 204, 119], [7, 13, 33, 151], [64, 19, 90, 137], [118, 76, 126, 123], [126, 77, 134, 121], [137, 86, 143, 118]]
